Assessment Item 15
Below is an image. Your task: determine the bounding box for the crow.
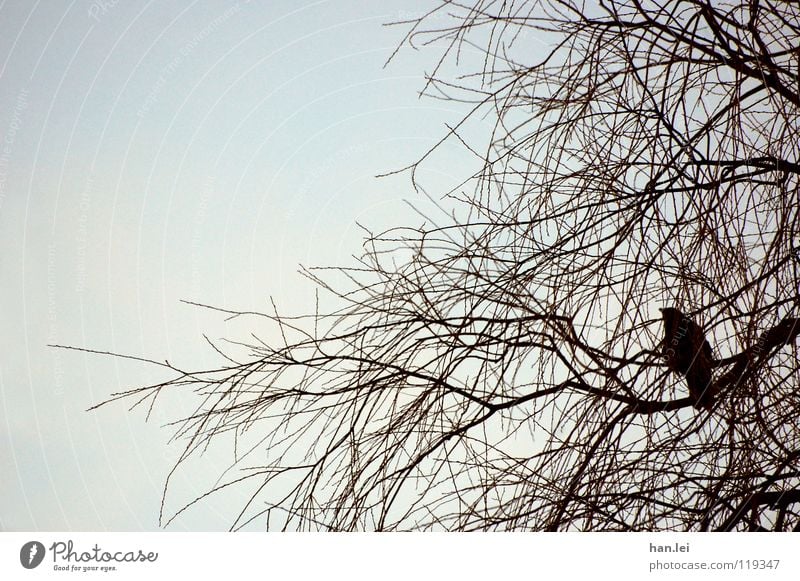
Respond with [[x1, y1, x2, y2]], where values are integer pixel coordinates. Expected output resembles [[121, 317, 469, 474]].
[[660, 307, 716, 409]]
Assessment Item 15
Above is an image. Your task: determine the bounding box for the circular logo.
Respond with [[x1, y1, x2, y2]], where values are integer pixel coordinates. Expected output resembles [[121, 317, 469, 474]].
[[20, 541, 46, 569]]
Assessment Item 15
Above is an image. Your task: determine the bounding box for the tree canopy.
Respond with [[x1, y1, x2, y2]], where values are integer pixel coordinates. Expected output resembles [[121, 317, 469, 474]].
[[94, 0, 800, 531]]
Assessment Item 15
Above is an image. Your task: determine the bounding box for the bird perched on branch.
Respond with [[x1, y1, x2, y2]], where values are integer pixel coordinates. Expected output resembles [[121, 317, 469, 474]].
[[659, 307, 716, 409], [758, 317, 800, 352]]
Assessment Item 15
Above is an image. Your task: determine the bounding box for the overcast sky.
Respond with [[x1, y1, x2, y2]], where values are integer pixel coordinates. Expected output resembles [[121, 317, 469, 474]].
[[0, 0, 482, 530]]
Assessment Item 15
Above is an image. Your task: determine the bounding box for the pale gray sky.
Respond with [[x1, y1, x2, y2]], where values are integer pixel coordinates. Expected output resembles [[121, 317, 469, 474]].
[[0, 0, 482, 530]]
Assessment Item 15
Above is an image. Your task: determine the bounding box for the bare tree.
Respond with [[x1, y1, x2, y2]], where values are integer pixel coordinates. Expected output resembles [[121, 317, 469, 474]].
[[88, 0, 800, 531]]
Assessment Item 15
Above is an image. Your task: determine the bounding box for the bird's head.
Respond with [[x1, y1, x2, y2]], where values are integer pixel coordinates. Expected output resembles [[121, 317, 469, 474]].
[[659, 307, 683, 322]]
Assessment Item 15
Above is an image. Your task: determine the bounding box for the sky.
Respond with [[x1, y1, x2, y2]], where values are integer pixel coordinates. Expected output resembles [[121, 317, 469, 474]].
[[0, 0, 482, 530]]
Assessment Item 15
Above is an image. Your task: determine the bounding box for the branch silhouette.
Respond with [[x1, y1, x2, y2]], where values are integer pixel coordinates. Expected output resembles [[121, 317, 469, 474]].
[[77, 0, 799, 531]]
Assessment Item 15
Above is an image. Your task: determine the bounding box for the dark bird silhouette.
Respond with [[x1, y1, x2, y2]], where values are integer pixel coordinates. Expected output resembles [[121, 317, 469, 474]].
[[758, 317, 800, 352], [660, 307, 716, 409]]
